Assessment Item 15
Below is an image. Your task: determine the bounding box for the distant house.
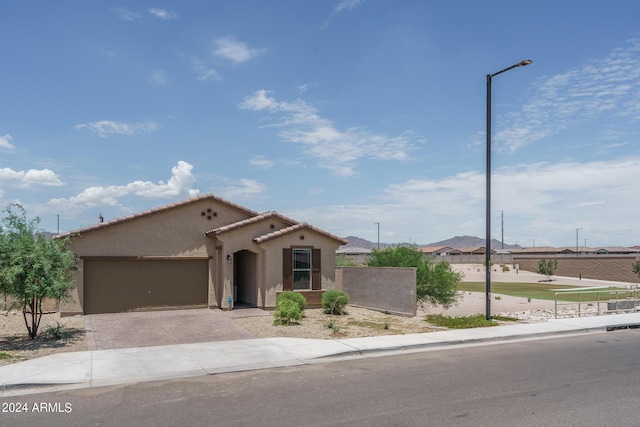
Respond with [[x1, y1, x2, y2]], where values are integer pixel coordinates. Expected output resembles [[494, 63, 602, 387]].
[[336, 246, 372, 265], [511, 246, 640, 256], [420, 246, 453, 256], [457, 246, 487, 255], [510, 246, 560, 256], [57, 194, 346, 315]]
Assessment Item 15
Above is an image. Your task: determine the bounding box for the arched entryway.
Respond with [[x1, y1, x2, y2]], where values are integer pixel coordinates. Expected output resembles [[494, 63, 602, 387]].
[[233, 250, 257, 306]]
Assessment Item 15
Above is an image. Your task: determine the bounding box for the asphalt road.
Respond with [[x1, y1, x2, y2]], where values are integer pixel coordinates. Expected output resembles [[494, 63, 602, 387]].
[[2, 329, 640, 426]]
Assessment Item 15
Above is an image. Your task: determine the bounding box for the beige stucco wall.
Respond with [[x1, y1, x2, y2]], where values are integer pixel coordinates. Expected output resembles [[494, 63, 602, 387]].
[[61, 198, 253, 315], [337, 267, 417, 316], [256, 230, 342, 308], [210, 216, 294, 309]]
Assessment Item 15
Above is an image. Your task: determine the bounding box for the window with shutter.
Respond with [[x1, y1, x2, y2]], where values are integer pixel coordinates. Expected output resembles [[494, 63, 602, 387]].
[[282, 247, 321, 290]]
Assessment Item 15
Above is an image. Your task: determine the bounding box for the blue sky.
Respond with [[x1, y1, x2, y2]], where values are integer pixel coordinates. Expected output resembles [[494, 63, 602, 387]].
[[2, 1, 640, 247]]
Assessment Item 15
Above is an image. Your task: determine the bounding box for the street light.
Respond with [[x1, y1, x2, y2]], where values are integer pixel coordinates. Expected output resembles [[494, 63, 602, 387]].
[[576, 228, 582, 256], [486, 59, 532, 320], [374, 222, 380, 251]]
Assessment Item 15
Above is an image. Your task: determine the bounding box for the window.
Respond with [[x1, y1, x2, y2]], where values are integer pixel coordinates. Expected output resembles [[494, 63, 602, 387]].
[[292, 249, 311, 290], [283, 247, 321, 291]]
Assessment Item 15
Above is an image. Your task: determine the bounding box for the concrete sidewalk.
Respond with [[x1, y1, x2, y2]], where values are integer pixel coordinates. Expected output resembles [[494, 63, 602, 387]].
[[2, 313, 640, 397]]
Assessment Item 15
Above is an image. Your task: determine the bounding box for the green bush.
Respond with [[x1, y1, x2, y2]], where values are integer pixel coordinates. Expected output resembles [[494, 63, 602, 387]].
[[277, 291, 306, 312], [273, 299, 302, 325], [322, 290, 350, 315], [366, 246, 461, 308], [425, 314, 497, 329]]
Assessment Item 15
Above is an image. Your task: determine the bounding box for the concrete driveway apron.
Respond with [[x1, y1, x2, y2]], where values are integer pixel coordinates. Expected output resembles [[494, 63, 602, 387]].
[[84, 308, 263, 351]]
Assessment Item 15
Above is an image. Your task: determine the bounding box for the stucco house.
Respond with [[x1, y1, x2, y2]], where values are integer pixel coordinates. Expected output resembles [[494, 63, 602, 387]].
[[57, 194, 347, 315]]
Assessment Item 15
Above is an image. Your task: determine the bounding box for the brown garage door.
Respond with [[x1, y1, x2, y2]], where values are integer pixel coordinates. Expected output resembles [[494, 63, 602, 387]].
[[84, 259, 208, 314]]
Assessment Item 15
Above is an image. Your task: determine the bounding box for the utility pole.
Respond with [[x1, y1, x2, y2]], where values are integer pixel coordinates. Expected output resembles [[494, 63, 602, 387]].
[[374, 222, 380, 251], [576, 228, 582, 256], [501, 211, 504, 249]]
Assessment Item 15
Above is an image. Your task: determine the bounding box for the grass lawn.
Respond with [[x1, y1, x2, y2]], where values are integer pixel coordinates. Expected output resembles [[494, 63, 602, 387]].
[[457, 282, 630, 302]]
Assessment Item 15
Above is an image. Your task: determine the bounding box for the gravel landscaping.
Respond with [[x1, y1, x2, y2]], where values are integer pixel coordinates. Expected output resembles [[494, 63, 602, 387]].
[[0, 311, 87, 367]]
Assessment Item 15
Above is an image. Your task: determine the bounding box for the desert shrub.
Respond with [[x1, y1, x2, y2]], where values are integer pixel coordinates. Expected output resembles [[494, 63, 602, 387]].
[[273, 299, 302, 325], [277, 291, 306, 312], [322, 290, 350, 315], [325, 317, 341, 333], [45, 320, 65, 340]]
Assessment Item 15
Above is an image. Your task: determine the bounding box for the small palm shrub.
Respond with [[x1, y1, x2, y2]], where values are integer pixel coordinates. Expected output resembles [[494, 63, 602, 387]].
[[277, 291, 306, 312], [322, 290, 350, 315]]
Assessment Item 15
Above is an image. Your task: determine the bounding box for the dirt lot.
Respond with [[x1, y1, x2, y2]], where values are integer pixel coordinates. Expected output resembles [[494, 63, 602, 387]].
[[0, 311, 87, 367]]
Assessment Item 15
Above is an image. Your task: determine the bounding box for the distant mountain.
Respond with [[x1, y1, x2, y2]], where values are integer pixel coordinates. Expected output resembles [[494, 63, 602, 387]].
[[341, 236, 390, 250], [427, 235, 521, 250], [341, 235, 521, 250]]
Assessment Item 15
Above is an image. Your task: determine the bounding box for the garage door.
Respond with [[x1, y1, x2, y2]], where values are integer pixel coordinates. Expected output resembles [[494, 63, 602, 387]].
[[84, 259, 208, 314]]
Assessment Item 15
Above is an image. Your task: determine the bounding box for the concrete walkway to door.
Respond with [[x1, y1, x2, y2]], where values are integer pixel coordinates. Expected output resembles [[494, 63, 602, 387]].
[[84, 308, 266, 351]]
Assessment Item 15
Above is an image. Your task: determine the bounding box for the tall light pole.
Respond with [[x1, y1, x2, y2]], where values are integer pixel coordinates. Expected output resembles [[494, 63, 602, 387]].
[[486, 59, 532, 320], [374, 222, 380, 251], [576, 228, 582, 256], [501, 210, 504, 250]]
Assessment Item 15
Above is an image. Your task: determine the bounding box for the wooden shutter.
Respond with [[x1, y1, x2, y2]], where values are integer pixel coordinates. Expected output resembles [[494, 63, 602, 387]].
[[312, 248, 321, 290], [282, 248, 293, 291]]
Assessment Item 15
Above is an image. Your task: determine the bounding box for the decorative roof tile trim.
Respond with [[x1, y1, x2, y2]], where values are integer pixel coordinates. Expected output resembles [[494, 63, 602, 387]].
[[55, 193, 259, 239], [253, 222, 348, 245], [204, 211, 297, 236]]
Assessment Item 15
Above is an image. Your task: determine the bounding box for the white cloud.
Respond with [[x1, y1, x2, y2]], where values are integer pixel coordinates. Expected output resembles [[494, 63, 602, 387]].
[[150, 70, 168, 86], [249, 155, 274, 169], [47, 161, 199, 210], [148, 8, 177, 20], [239, 89, 280, 111], [334, 0, 366, 14], [111, 7, 142, 22], [239, 90, 418, 175], [213, 37, 264, 64], [323, 0, 366, 29], [191, 58, 220, 81], [497, 38, 640, 152], [74, 120, 161, 138], [287, 156, 640, 247], [297, 82, 318, 93], [218, 178, 266, 201], [0, 134, 14, 149], [0, 167, 64, 187]]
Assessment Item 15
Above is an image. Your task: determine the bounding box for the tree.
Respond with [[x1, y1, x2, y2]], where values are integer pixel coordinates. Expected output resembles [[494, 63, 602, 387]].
[[632, 261, 640, 281], [366, 246, 462, 308], [536, 259, 558, 281], [0, 204, 76, 339]]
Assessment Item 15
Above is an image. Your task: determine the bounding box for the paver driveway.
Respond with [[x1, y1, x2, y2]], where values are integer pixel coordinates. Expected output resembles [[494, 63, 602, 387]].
[[84, 308, 264, 351]]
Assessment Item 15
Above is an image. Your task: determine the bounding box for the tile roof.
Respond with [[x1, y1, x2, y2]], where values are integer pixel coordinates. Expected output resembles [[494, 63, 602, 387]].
[[204, 211, 297, 236], [55, 193, 259, 239], [253, 222, 348, 245], [336, 246, 372, 254], [420, 246, 452, 253]]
